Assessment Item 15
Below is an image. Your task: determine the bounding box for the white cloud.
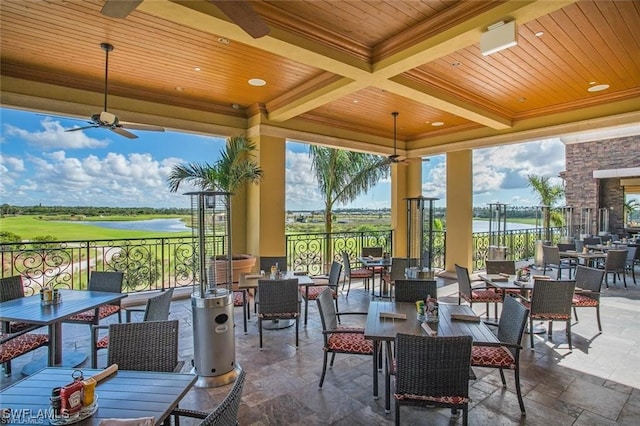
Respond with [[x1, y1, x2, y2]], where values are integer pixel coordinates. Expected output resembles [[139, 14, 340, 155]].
[[286, 150, 323, 210], [4, 118, 110, 149]]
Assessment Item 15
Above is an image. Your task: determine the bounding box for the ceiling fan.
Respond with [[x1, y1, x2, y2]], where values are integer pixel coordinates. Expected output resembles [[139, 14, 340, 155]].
[[64, 42, 165, 139], [100, 0, 270, 39], [387, 112, 428, 165]]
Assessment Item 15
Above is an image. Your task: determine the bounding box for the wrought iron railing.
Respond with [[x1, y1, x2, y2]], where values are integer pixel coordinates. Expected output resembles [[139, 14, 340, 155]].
[[1, 227, 562, 295]]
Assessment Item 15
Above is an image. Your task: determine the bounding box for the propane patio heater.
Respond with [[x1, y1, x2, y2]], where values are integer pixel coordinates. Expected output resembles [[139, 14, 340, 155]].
[[560, 206, 574, 243], [406, 196, 438, 278], [186, 191, 241, 388], [487, 203, 508, 260]]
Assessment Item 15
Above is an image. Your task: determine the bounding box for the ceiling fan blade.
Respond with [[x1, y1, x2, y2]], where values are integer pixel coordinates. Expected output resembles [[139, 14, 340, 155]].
[[119, 121, 165, 132], [101, 0, 143, 19], [210, 0, 270, 38], [111, 127, 138, 139], [65, 125, 98, 132]]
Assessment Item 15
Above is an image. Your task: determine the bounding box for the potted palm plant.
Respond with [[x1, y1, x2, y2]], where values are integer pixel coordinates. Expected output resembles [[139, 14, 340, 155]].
[[167, 135, 263, 278]]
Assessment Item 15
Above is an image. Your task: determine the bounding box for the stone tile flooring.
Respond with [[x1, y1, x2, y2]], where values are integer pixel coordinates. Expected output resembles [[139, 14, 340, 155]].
[[2, 268, 640, 425]]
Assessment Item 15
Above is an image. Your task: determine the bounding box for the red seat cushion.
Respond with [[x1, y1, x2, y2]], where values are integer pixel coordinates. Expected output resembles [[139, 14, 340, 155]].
[[572, 294, 598, 307], [522, 302, 571, 320], [300, 286, 336, 300], [96, 335, 110, 349], [350, 269, 373, 278], [8, 321, 36, 333], [462, 289, 501, 303], [68, 305, 120, 322], [471, 345, 515, 369], [394, 393, 469, 406], [327, 326, 373, 354], [0, 333, 48, 363], [232, 291, 245, 306]]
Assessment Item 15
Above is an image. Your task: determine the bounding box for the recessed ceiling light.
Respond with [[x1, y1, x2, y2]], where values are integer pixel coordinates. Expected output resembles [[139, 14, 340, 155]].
[[431, 121, 444, 127], [217, 37, 230, 45], [589, 81, 596, 85], [588, 84, 610, 92], [232, 103, 240, 109], [535, 31, 544, 37], [353, 100, 359, 103], [194, 67, 201, 71], [248, 78, 266, 87], [424, 121, 431, 124]]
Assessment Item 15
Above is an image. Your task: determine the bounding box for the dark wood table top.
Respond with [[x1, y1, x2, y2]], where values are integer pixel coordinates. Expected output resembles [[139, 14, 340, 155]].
[[358, 256, 391, 267], [478, 274, 534, 291], [0, 367, 197, 425], [0, 289, 127, 325], [559, 250, 607, 260], [364, 301, 498, 344], [238, 272, 313, 289]]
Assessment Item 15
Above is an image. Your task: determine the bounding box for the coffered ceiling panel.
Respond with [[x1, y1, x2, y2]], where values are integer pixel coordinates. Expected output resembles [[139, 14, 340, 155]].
[[1, 0, 638, 155]]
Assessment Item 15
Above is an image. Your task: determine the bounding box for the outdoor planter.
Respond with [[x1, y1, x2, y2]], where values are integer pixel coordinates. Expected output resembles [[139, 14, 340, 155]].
[[211, 254, 256, 284]]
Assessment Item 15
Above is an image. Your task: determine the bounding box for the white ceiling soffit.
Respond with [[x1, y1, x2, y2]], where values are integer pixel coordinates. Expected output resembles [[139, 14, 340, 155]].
[[593, 167, 640, 179], [560, 123, 640, 144]]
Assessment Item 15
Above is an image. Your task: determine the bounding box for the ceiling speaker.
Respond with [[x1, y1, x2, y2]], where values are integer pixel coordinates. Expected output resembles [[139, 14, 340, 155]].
[[481, 21, 518, 56]]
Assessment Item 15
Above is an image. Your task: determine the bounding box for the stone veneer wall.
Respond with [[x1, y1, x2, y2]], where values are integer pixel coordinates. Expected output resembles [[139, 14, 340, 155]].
[[564, 135, 640, 236]]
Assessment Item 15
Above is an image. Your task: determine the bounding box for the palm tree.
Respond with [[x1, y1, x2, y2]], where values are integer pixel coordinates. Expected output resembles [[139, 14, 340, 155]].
[[527, 174, 564, 242], [624, 198, 639, 225], [167, 135, 262, 193], [309, 146, 390, 234]]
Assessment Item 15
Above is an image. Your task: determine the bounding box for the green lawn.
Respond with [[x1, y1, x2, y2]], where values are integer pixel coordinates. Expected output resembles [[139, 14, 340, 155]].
[[1, 216, 191, 241]]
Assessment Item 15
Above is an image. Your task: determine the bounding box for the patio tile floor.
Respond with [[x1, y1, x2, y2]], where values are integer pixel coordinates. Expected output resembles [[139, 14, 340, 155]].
[[2, 267, 639, 425]]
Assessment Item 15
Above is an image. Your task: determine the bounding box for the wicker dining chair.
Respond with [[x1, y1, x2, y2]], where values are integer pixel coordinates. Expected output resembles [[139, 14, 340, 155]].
[[602, 249, 628, 288], [172, 369, 246, 426], [393, 279, 437, 303], [394, 334, 473, 426], [0, 275, 39, 334], [341, 251, 373, 296], [65, 271, 124, 326], [624, 246, 637, 285], [455, 264, 502, 318], [471, 296, 529, 416], [257, 278, 301, 349], [542, 245, 574, 279], [524, 279, 576, 350], [106, 319, 182, 372], [300, 261, 342, 326], [485, 260, 516, 275], [91, 288, 174, 368], [1, 329, 48, 377], [316, 288, 373, 388], [382, 257, 409, 299], [572, 266, 605, 332]]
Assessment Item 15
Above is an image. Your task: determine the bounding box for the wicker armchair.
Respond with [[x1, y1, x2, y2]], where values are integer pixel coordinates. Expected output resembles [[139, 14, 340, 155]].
[[455, 264, 502, 318], [624, 246, 637, 285], [393, 279, 437, 303], [485, 260, 516, 275], [572, 266, 605, 332], [542, 245, 574, 279], [524, 279, 576, 350], [341, 251, 373, 296], [471, 296, 529, 416], [382, 258, 409, 299], [0, 276, 39, 334], [257, 278, 300, 349], [602, 249, 628, 288], [1, 329, 48, 376], [91, 288, 174, 368], [65, 271, 124, 326], [316, 288, 373, 388], [394, 334, 473, 426], [172, 369, 246, 426], [301, 261, 342, 326], [106, 320, 182, 372]]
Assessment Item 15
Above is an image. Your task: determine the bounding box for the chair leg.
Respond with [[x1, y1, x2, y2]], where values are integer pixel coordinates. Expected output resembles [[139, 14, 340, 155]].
[[573, 306, 578, 322], [498, 368, 506, 387], [304, 297, 309, 326], [462, 406, 468, 426], [295, 317, 299, 347], [514, 368, 526, 416], [567, 320, 572, 351], [395, 401, 400, 426], [345, 277, 352, 297], [548, 321, 553, 338], [596, 306, 602, 332], [319, 351, 329, 388], [529, 318, 534, 349], [259, 319, 263, 349]]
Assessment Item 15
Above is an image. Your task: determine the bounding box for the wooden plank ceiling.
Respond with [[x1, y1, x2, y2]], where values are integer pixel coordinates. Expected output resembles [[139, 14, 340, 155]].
[[1, 0, 639, 157]]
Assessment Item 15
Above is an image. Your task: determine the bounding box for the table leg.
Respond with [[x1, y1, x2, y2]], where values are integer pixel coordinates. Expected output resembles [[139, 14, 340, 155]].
[[23, 322, 87, 376], [372, 340, 379, 399], [242, 291, 248, 333], [384, 341, 392, 413]]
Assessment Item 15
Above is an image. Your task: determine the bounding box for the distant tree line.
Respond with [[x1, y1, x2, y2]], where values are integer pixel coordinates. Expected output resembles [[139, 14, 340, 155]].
[[1, 204, 189, 217]]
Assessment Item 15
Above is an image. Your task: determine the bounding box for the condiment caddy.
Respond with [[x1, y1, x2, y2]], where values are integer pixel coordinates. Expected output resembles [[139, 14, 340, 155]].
[[41, 287, 62, 306]]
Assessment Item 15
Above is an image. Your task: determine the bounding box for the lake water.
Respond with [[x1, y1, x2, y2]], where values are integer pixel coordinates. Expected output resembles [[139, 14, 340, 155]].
[[75, 218, 191, 233], [75, 218, 533, 233]]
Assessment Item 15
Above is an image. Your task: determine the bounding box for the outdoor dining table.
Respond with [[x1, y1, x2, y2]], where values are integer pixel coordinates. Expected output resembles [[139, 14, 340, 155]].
[[0, 289, 127, 374], [238, 271, 313, 330], [559, 250, 607, 267], [364, 301, 498, 413], [0, 367, 196, 425], [358, 256, 391, 297]]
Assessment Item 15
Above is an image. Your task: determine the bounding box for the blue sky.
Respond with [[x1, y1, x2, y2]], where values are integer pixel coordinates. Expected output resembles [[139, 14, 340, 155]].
[[0, 107, 566, 210]]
